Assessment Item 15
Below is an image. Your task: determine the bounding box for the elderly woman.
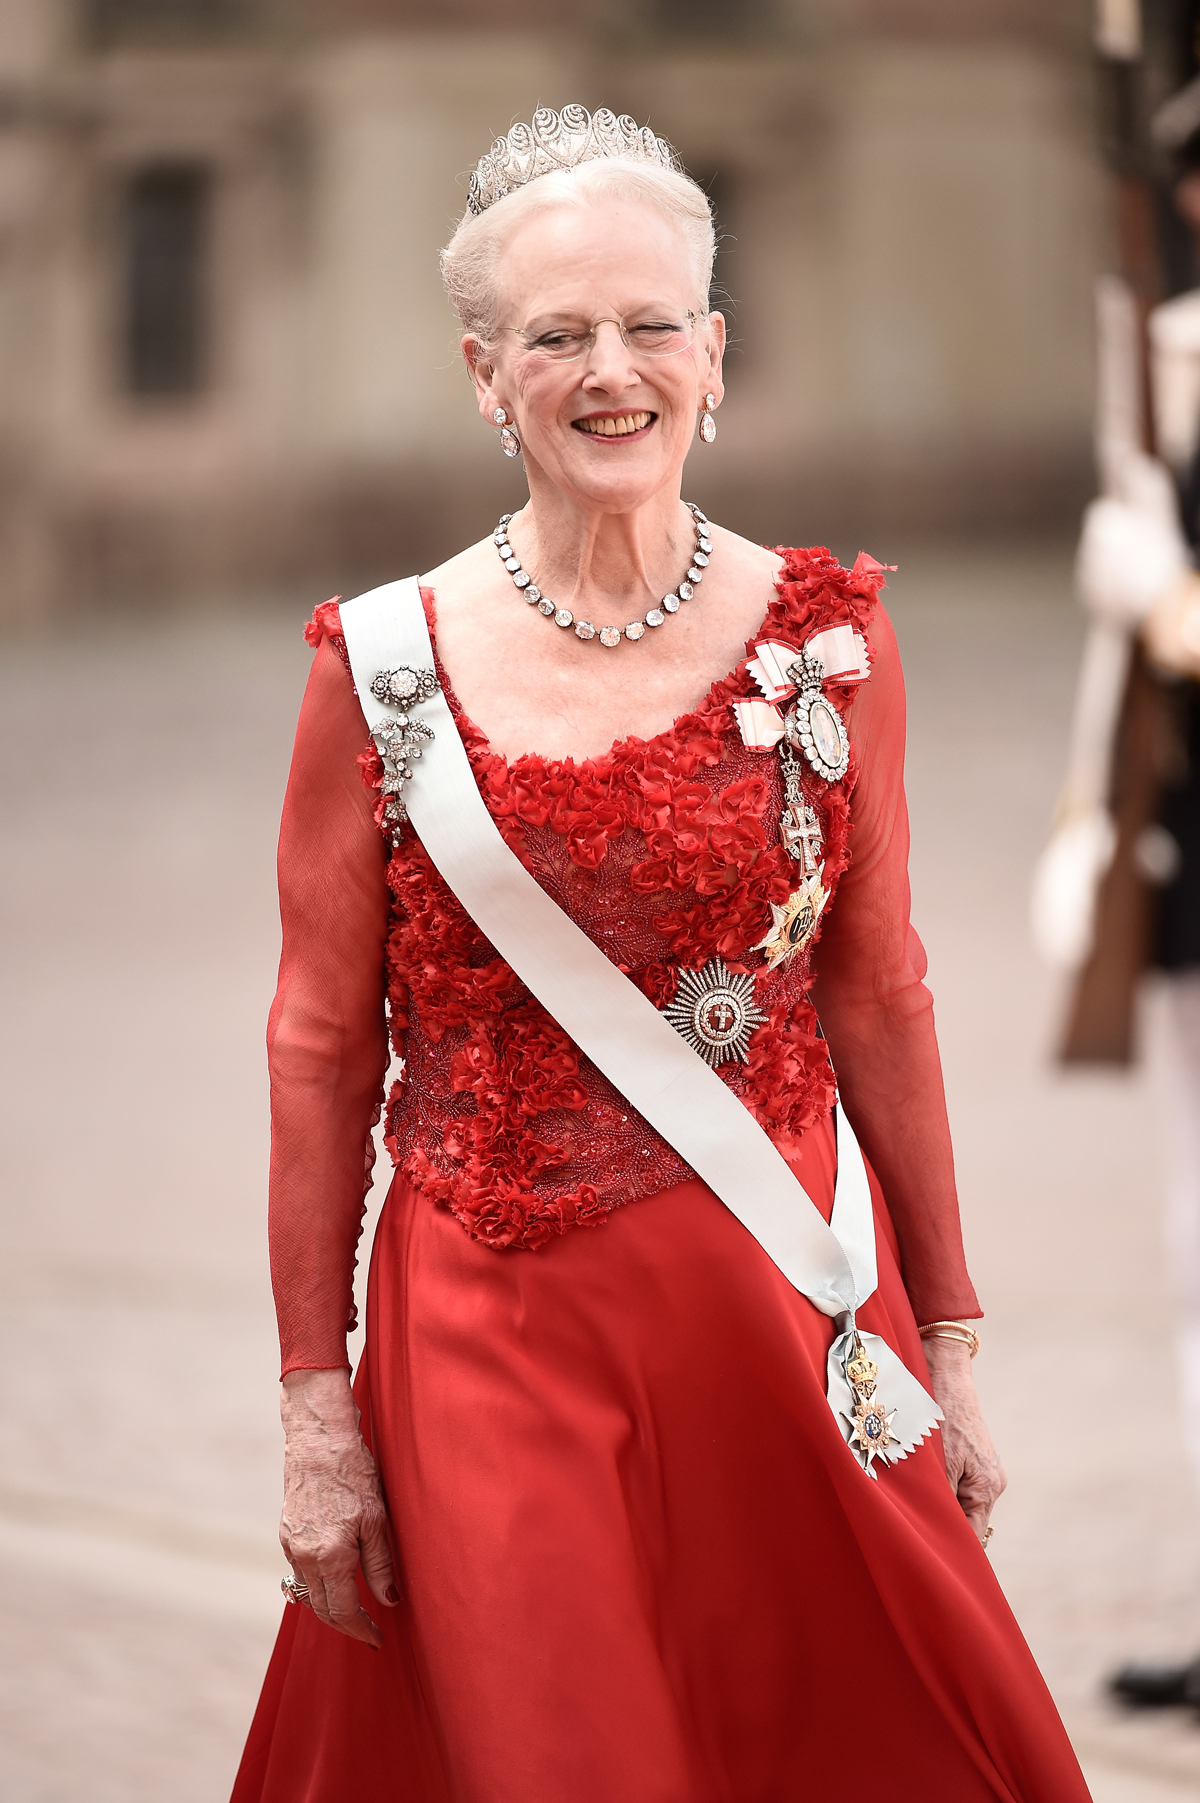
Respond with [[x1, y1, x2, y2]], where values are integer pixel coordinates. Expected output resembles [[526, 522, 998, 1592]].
[[233, 109, 1089, 1803]]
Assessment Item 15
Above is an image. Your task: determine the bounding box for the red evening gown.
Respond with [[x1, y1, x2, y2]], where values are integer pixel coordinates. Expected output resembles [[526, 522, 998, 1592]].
[[232, 549, 1092, 1803]]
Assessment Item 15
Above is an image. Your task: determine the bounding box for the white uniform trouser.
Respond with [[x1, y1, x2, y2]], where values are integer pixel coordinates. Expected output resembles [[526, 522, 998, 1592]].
[[1164, 971, 1200, 1491]]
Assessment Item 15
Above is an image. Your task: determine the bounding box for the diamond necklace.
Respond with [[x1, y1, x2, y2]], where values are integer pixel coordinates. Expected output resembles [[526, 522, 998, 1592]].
[[492, 502, 712, 647]]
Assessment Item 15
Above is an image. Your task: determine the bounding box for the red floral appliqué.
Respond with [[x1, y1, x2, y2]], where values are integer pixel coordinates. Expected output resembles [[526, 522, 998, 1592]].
[[312, 548, 886, 1251]]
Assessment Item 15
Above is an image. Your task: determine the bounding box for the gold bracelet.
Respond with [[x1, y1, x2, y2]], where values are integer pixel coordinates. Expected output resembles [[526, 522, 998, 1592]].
[[917, 1319, 980, 1358]]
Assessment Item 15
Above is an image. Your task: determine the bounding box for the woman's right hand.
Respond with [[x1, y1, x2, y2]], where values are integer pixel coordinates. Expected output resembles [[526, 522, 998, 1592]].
[[279, 1366, 398, 1649]]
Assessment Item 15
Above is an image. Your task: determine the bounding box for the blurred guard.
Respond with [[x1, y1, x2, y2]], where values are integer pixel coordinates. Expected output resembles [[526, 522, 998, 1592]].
[[1035, 22, 1200, 1711]]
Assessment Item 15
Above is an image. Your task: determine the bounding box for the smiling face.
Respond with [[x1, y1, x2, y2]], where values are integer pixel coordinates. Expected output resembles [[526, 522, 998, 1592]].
[[466, 196, 724, 515]]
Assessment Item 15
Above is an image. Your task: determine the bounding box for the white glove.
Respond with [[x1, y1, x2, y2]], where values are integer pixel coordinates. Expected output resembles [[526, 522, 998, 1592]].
[[1029, 808, 1116, 970], [1075, 451, 1188, 628]]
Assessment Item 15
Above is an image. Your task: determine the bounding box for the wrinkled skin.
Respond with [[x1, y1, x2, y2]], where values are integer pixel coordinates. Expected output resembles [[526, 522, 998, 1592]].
[[280, 1367, 397, 1646], [922, 1337, 1006, 1541]]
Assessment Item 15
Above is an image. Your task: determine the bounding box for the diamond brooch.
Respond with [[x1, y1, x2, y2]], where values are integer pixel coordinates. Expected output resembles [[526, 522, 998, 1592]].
[[370, 665, 439, 709], [368, 664, 440, 837], [493, 503, 712, 646], [784, 650, 850, 783], [662, 957, 767, 1067]]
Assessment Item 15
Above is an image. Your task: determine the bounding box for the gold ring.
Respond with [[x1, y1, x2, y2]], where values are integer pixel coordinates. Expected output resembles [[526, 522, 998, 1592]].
[[281, 1573, 310, 1605], [982, 1525, 994, 1550]]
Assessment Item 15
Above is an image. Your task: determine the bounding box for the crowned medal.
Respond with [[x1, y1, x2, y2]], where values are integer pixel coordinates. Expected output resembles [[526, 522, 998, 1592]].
[[784, 649, 850, 784], [731, 628, 865, 971], [843, 1333, 898, 1471]]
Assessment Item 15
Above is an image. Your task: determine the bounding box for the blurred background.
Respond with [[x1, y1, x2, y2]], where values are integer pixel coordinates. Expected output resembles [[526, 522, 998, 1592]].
[[0, 0, 1104, 615], [3, 2, 1200, 1800]]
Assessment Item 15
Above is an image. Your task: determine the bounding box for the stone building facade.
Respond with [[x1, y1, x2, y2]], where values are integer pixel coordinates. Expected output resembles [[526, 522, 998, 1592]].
[[0, 0, 1101, 615]]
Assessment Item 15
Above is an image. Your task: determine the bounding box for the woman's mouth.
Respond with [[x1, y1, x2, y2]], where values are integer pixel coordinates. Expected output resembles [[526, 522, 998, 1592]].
[[572, 411, 656, 439]]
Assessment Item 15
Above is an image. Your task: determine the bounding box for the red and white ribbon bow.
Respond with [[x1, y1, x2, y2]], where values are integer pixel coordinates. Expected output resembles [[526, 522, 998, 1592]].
[[732, 622, 871, 752]]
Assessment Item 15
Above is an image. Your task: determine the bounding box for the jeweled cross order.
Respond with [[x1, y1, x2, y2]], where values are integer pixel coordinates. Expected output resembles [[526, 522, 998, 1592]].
[[782, 802, 823, 872]]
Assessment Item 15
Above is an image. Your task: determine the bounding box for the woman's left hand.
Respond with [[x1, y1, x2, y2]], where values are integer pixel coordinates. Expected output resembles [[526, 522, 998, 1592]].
[[921, 1336, 1006, 1542]]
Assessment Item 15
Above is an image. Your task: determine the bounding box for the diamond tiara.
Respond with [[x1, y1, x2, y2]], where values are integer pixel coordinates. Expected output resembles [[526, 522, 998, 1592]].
[[466, 105, 680, 218]]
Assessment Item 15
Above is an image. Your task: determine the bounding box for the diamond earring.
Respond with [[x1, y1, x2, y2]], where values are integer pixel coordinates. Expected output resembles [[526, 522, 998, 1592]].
[[698, 393, 717, 445], [493, 405, 521, 458]]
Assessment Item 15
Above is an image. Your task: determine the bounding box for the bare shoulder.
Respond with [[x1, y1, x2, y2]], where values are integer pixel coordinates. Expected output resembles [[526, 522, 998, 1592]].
[[699, 522, 783, 642], [420, 535, 496, 599], [708, 522, 782, 584]]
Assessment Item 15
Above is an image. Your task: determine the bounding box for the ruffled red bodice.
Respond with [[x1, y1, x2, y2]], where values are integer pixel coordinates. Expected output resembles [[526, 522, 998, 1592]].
[[271, 546, 979, 1376], [307, 549, 877, 1254]]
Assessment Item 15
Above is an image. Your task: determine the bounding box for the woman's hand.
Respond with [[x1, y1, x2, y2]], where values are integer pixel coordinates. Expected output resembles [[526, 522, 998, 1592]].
[[279, 1367, 398, 1648], [921, 1337, 1006, 1543]]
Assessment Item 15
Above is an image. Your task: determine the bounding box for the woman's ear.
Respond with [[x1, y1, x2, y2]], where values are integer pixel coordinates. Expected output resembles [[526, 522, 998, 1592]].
[[704, 312, 727, 409], [463, 335, 501, 424]]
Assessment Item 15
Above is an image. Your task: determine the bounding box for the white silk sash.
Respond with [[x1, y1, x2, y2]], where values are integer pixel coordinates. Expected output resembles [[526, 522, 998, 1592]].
[[339, 577, 941, 1473]]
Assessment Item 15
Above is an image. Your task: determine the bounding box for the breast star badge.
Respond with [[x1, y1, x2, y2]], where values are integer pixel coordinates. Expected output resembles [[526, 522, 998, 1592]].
[[752, 873, 829, 970], [662, 957, 767, 1067]]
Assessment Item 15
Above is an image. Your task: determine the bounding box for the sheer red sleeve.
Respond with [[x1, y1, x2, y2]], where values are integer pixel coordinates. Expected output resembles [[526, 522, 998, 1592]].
[[267, 632, 391, 1378], [811, 604, 981, 1324]]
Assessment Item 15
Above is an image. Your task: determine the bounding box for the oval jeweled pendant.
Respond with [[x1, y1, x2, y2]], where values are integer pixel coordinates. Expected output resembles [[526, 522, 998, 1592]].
[[574, 620, 596, 640], [810, 701, 843, 767], [787, 691, 850, 783], [699, 412, 717, 444]]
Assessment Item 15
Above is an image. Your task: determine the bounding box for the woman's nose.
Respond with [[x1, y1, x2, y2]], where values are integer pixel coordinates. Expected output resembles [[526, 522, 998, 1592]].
[[580, 320, 639, 391]]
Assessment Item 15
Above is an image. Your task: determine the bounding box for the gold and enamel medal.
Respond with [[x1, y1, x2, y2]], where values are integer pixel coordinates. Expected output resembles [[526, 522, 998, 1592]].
[[753, 876, 829, 971], [843, 1333, 897, 1469]]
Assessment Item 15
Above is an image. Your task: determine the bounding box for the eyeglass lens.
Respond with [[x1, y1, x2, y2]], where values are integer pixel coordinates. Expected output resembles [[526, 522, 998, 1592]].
[[518, 316, 698, 360]]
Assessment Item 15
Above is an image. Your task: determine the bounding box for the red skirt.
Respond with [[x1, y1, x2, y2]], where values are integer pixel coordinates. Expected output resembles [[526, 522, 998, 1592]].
[[232, 1121, 1090, 1802]]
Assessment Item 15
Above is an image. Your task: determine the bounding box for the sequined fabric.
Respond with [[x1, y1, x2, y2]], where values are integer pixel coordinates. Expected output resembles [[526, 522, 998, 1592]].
[[309, 547, 883, 1253]]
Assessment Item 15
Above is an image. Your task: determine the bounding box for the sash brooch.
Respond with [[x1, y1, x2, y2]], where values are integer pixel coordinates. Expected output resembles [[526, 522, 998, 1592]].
[[369, 664, 440, 834]]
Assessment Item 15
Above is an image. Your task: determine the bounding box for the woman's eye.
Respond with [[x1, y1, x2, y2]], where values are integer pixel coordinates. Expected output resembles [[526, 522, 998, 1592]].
[[629, 322, 682, 342]]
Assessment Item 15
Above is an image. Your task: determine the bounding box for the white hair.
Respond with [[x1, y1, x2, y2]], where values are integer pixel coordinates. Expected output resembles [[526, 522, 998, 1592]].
[[440, 156, 716, 352]]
